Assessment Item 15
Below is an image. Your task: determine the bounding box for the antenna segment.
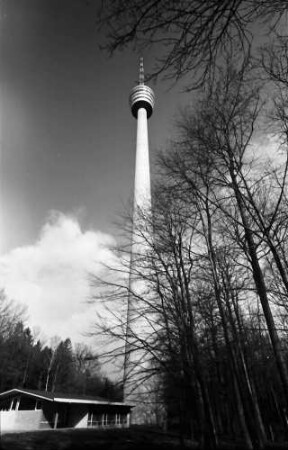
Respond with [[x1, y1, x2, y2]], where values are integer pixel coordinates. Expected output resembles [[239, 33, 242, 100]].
[[139, 57, 145, 84]]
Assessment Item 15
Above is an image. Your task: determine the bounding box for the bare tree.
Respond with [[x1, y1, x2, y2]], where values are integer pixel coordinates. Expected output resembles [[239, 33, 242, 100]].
[[159, 56, 288, 435], [90, 33, 288, 443], [0, 289, 26, 339], [98, 0, 287, 88]]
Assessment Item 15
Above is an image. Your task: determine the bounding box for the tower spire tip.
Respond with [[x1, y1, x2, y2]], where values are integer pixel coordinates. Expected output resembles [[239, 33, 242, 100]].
[[139, 57, 144, 85]]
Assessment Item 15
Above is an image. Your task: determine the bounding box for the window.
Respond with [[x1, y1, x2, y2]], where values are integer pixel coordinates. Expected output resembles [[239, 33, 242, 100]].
[[121, 413, 127, 424], [87, 411, 125, 427], [107, 413, 115, 425], [115, 413, 127, 425], [87, 412, 102, 427], [102, 413, 108, 426]]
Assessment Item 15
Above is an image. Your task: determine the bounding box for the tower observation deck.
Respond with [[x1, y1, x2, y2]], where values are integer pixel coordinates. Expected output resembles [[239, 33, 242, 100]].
[[129, 58, 155, 119]]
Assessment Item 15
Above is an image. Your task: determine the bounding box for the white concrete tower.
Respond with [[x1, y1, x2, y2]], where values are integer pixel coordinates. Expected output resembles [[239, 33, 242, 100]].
[[129, 58, 155, 213], [123, 59, 155, 422]]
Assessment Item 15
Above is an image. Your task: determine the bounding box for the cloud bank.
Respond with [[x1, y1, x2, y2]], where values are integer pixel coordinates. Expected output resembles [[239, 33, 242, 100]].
[[0, 212, 118, 343]]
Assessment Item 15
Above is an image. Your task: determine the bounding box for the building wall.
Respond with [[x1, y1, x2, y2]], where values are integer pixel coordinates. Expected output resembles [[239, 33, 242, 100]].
[[0, 395, 131, 432], [0, 410, 51, 433]]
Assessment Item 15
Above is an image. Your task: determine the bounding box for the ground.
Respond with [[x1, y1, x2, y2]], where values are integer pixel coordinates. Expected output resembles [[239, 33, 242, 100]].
[[1, 427, 187, 450], [1, 427, 288, 450]]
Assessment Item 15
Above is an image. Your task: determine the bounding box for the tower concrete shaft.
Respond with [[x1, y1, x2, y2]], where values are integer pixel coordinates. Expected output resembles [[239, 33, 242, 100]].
[[133, 107, 151, 214], [123, 59, 155, 422]]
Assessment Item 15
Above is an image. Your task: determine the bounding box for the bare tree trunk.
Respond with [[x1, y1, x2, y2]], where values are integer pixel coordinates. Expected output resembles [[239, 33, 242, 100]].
[[224, 278, 267, 446], [203, 200, 266, 448], [231, 170, 288, 404], [233, 375, 253, 450]]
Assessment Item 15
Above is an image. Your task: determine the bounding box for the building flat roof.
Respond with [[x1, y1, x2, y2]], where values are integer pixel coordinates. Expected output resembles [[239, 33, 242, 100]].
[[0, 388, 132, 407]]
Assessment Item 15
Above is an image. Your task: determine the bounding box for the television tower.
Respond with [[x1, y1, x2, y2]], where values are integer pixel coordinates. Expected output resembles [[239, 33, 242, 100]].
[[123, 58, 155, 422], [129, 58, 154, 213]]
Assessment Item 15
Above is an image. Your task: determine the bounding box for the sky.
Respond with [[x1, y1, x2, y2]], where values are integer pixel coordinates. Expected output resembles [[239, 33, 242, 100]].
[[0, 1, 279, 355], [0, 0, 186, 346]]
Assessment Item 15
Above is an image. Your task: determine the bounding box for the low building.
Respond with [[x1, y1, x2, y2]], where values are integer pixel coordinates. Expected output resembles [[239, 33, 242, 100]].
[[0, 388, 132, 433]]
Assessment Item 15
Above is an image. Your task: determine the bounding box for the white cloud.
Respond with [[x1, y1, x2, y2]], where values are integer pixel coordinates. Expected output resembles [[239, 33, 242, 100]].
[[0, 212, 118, 343]]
